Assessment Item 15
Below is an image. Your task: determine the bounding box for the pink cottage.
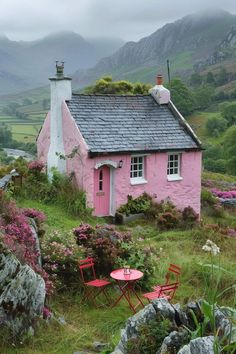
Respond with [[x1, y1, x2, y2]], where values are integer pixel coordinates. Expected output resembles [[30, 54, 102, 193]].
[[37, 64, 202, 217]]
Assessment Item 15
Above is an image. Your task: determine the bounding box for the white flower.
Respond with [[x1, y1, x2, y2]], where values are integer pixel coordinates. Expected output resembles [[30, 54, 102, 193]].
[[202, 239, 220, 255]]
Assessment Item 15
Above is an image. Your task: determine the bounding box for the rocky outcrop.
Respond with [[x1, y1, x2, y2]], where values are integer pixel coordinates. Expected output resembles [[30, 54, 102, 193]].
[[112, 299, 236, 354], [195, 25, 236, 70], [0, 243, 45, 336], [178, 336, 215, 354]]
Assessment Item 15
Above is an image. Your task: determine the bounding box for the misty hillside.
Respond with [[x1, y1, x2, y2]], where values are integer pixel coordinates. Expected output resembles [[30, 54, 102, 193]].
[[73, 9, 236, 87], [0, 32, 124, 95]]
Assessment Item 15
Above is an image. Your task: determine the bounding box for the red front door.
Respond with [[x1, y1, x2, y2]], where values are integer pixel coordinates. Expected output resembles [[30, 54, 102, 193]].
[[94, 166, 110, 216]]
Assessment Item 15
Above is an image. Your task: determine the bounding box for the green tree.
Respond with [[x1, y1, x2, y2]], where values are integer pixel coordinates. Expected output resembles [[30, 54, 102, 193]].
[[216, 67, 228, 86], [23, 98, 32, 105], [168, 78, 196, 116], [190, 72, 202, 86], [193, 85, 214, 110], [84, 76, 151, 95], [2, 102, 20, 116], [221, 102, 236, 126], [205, 72, 215, 85], [205, 116, 227, 137], [0, 124, 12, 147], [224, 125, 236, 175]]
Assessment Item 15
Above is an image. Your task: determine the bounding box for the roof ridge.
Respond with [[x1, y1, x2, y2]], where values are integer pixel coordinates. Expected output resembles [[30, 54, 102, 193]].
[[71, 93, 150, 97]]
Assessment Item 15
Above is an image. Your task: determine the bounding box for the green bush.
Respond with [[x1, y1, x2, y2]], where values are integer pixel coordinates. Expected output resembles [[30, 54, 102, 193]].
[[74, 223, 156, 288], [201, 189, 217, 207], [41, 230, 83, 289], [15, 163, 91, 217], [117, 193, 152, 216], [126, 317, 171, 354], [205, 116, 227, 137], [156, 210, 182, 230], [204, 158, 226, 174]]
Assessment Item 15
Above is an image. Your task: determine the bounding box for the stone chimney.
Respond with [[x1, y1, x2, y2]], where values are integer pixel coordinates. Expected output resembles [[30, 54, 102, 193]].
[[149, 74, 170, 104], [47, 62, 72, 176]]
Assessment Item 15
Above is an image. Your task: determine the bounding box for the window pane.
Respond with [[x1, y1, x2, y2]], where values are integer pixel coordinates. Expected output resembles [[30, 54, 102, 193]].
[[167, 154, 180, 176], [131, 156, 144, 179]]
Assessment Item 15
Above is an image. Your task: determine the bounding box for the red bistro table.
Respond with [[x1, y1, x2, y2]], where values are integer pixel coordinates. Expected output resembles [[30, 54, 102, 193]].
[[110, 268, 145, 314]]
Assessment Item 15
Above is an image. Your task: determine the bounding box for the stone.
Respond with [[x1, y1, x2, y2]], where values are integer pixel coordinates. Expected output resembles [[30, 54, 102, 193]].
[[0, 246, 45, 336], [173, 303, 189, 327], [178, 336, 215, 354], [158, 329, 189, 354], [93, 341, 109, 352], [152, 298, 176, 321], [28, 218, 42, 267], [57, 316, 67, 325], [113, 304, 156, 353], [214, 308, 231, 338]]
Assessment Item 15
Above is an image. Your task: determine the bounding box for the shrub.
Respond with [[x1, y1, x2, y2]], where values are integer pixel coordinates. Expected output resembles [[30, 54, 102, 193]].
[[41, 230, 83, 289], [201, 189, 217, 207], [182, 206, 199, 228], [126, 317, 172, 354], [0, 191, 53, 295], [204, 158, 226, 174], [15, 165, 91, 217], [74, 224, 132, 275], [74, 223, 155, 286], [117, 193, 152, 216], [28, 160, 44, 172], [22, 208, 46, 226], [156, 210, 182, 230], [205, 117, 227, 137]]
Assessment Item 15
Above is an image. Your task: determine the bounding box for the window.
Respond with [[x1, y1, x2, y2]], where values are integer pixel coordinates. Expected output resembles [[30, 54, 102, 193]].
[[167, 154, 182, 181], [130, 156, 147, 185], [99, 170, 103, 191]]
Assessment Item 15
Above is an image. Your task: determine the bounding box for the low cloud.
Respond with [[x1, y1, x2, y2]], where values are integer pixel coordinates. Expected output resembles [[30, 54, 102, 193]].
[[1, 0, 236, 41]]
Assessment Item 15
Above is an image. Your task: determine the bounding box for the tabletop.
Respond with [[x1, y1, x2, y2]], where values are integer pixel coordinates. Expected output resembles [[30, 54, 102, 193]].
[[110, 268, 144, 281]]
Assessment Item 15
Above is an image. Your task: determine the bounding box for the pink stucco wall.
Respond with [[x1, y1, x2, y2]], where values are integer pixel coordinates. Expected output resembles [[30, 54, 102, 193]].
[[37, 102, 202, 216], [37, 112, 50, 165]]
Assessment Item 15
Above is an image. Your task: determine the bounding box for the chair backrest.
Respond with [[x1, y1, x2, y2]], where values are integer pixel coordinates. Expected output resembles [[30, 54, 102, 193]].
[[165, 264, 181, 285], [78, 257, 96, 283], [159, 282, 179, 300]]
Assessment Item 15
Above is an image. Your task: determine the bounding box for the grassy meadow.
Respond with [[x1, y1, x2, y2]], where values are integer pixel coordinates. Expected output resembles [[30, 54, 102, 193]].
[[0, 86, 49, 144], [0, 177, 234, 354]]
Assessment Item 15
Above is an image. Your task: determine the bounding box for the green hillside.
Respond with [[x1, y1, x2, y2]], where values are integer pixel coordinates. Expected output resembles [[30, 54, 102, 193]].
[[0, 86, 49, 144]]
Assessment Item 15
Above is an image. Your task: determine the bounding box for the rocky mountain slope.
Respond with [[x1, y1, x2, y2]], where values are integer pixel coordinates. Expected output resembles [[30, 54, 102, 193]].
[[196, 25, 236, 69], [0, 32, 123, 95], [74, 9, 236, 87]]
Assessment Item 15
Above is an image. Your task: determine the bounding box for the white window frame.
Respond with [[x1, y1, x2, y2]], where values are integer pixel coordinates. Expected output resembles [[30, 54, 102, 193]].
[[130, 155, 147, 185], [167, 153, 183, 181]]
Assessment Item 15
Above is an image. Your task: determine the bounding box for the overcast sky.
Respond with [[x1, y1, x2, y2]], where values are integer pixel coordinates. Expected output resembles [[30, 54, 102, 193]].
[[1, 0, 236, 42]]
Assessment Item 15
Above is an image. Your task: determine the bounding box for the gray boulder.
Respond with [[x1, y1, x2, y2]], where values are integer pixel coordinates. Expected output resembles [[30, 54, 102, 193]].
[[0, 246, 45, 336], [178, 336, 215, 354], [113, 303, 156, 353], [157, 329, 189, 354], [152, 298, 176, 321]]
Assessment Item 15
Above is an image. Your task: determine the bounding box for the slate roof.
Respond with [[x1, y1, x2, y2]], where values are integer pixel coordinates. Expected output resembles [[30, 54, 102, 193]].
[[67, 94, 201, 155]]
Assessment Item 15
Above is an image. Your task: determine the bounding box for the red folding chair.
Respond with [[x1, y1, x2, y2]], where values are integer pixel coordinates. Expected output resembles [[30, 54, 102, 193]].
[[143, 282, 179, 302], [153, 263, 181, 291], [78, 257, 111, 307], [143, 263, 181, 303]]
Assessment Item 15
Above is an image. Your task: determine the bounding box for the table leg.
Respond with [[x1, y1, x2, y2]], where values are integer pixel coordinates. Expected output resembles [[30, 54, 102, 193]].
[[112, 280, 145, 313]]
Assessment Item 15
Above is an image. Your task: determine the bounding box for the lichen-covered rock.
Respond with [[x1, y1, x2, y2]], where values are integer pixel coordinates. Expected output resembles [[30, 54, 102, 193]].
[[157, 329, 189, 354], [0, 245, 45, 336], [28, 218, 42, 267], [113, 304, 156, 353], [152, 298, 176, 321], [178, 336, 215, 354]]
